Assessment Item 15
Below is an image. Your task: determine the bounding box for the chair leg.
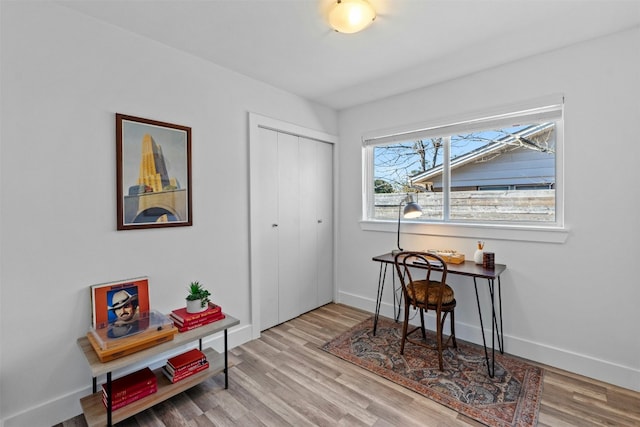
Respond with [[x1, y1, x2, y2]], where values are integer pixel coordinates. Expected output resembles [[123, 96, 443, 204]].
[[450, 309, 457, 349], [436, 309, 444, 371], [419, 308, 426, 340], [400, 302, 410, 355]]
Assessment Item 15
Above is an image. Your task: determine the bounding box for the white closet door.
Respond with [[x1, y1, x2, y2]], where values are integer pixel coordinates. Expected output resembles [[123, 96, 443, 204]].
[[316, 141, 334, 305], [299, 137, 319, 313], [277, 132, 301, 322], [251, 122, 334, 333], [255, 127, 280, 330]]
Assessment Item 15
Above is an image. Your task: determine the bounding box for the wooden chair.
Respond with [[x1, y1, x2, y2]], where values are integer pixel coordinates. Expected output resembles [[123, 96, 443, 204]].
[[394, 251, 457, 370]]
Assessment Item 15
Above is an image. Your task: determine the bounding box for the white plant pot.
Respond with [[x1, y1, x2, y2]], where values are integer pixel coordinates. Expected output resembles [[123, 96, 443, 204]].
[[186, 299, 206, 313]]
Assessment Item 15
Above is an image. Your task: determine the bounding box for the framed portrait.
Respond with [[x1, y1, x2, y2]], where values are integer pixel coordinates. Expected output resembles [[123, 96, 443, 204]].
[[116, 113, 192, 230], [90, 277, 150, 337]]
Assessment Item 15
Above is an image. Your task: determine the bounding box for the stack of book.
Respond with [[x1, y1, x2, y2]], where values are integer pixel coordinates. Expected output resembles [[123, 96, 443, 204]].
[[102, 367, 157, 410], [170, 303, 226, 332], [162, 348, 209, 383]]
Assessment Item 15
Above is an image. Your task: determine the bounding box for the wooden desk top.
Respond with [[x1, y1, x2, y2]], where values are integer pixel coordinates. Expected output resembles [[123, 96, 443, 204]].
[[372, 252, 506, 279]]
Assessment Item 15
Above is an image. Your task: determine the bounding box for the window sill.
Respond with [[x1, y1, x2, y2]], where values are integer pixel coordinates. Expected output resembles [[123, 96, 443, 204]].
[[360, 220, 569, 244]]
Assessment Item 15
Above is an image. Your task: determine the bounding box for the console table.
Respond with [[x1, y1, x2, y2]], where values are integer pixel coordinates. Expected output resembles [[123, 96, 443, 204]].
[[77, 314, 239, 427], [372, 253, 506, 377]]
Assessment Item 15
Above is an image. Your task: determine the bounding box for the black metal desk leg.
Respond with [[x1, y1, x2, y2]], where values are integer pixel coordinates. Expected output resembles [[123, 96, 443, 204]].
[[497, 277, 504, 353], [224, 329, 229, 389], [373, 262, 387, 335], [488, 278, 504, 354], [392, 268, 403, 322], [473, 278, 494, 377], [474, 277, 505, 377], [489, 278, 496, 376]]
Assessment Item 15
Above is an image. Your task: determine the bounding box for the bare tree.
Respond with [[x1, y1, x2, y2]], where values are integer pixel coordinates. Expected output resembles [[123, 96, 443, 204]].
[[374, 124, 555, 193]]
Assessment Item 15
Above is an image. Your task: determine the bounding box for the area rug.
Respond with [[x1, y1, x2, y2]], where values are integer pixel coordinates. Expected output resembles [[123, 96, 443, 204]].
[[322, 316, 543, 427]]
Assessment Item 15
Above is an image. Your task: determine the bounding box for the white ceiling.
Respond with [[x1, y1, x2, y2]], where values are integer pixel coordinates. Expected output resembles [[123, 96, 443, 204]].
[[58, 0, 640, 110]]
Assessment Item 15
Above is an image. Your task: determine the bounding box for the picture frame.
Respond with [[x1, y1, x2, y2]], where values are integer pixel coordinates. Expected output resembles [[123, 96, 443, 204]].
[[116, 113, 192, 230], [90, 277, 151, 333]]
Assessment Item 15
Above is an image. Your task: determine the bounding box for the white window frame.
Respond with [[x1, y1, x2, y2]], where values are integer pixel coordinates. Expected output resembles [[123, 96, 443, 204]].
[[360, 95, 569, 244]]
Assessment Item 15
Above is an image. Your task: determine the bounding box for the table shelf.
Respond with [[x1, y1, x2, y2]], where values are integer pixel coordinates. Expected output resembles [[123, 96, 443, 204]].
[[77, 314, 239, 426]]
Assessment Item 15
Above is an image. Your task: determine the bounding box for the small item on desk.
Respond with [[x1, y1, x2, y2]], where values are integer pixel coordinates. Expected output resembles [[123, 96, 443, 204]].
[[474, 241, 485, 264], [483, 252, 495, 269], [426, 249, 465, 264], [413, 258, 443, 268]]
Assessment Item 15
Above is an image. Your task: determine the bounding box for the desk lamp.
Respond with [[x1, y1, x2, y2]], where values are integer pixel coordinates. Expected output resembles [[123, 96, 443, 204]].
[[393, 194, 423, 255]]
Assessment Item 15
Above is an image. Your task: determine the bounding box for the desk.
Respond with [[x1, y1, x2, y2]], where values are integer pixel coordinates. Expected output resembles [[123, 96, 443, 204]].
[[372, 252, 506, 377]]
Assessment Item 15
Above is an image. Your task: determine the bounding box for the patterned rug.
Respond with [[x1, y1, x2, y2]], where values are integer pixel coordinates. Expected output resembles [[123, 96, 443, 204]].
[[322, 316, 543, 427]]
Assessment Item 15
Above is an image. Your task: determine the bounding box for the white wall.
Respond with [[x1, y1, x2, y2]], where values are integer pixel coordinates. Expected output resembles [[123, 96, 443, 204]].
[[0, 2, 336, 426], [2, 1, 638, 425], [336, 27, 640, 392]]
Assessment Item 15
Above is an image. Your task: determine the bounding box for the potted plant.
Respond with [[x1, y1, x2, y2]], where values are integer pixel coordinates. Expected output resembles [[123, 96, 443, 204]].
[[185, 281, 211, 313]]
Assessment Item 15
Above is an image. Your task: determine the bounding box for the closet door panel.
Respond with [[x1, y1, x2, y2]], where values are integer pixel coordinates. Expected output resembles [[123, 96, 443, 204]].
[[316, 141, 334, 305], [277, 133, 302, 322], [255, 127, 280, 331], [299, 138, 319, 313]]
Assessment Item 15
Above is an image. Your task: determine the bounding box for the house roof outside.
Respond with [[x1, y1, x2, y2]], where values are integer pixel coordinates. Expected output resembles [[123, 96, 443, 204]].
[[410, 122, 556, 190]]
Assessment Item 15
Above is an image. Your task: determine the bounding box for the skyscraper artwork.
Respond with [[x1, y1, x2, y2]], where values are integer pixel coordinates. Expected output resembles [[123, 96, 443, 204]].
[[116, 114, 192, 230], [137, 134, 179, 193]]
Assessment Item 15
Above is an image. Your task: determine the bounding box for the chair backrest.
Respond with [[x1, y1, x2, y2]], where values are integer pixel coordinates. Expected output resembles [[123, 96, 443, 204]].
[[393, 251, 449, 309]]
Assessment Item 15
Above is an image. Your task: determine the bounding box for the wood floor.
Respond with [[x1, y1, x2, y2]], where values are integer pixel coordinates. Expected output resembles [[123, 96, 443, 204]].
[[58, 303, 640, 427]]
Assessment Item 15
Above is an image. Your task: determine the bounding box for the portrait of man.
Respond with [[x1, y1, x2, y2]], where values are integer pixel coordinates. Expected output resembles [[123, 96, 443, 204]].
[[107, 287, 141, 338], [91, 277, 150, 336]]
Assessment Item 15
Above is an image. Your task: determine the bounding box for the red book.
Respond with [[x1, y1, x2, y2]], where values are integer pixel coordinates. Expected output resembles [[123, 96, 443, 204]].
[[102, 384, 157, 410], [162, 362, 209, 383], [101, 367, 156, 400], [170, 303, 222, 323], [165, 358, 208, 375], [103, 383, 157, 406], [167, 348, 206, 370], [172, 313, 226, 332], [171, 311, 224, 327]]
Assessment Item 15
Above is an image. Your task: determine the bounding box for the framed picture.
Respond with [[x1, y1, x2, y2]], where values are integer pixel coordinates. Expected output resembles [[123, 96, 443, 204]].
[[116, 113, 192, 230], [90, 277, 151, 336]]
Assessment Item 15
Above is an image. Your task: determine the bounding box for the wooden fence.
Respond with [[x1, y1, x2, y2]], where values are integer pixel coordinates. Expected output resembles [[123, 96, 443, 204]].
[[374, 190, 555, 222]]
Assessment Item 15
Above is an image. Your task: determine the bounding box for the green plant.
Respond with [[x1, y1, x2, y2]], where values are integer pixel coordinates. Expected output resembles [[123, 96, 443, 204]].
[[186, 281, 211, 308]]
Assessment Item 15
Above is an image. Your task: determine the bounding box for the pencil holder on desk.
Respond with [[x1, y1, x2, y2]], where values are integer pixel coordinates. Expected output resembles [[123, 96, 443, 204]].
[[483, 252, 495, 269]]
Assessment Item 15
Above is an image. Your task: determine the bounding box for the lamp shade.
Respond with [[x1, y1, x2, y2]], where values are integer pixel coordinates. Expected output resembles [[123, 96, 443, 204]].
[[328, 0, 376, 34], [403, 201, 423, 219], [394, 194, 423, 254]]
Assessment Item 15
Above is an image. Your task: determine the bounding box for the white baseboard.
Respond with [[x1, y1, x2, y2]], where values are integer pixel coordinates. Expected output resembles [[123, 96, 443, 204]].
[[0, 324, 254, 427], [338, 290, 640, 392]]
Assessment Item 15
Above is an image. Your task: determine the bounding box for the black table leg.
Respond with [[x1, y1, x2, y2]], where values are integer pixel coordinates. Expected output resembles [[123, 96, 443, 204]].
[[473, 277, 505, 377], [373, 262, 387, 335], [392, 267, 402, 322], [496, 277, 504, 353], [106, 371, 112, 427], [224, 329, 229, 389], [473, 278, 491, 376]]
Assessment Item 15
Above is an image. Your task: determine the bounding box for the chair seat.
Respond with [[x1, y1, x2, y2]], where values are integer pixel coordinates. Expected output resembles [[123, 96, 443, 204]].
[[407, 280, 455, 306]]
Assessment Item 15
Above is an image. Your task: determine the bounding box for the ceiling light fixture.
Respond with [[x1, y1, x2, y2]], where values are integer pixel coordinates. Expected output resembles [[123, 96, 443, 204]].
[[328, 0, 376, 34]]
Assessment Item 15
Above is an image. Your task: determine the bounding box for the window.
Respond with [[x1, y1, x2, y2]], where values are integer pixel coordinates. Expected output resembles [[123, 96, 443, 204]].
[[363, 98, 563, 228]]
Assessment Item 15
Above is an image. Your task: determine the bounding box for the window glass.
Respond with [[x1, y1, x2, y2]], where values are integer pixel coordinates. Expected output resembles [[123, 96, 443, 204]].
[[367, 103, 561, 226]]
